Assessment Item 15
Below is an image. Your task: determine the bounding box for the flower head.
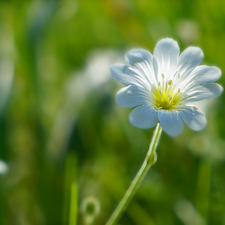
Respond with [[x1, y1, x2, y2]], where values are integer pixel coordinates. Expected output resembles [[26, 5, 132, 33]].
[[110, 38, 223, 136]]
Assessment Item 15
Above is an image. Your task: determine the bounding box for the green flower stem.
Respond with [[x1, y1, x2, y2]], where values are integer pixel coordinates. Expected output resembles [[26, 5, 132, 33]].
[[106, 123, 162, 225], [69, 183, 78, 225]]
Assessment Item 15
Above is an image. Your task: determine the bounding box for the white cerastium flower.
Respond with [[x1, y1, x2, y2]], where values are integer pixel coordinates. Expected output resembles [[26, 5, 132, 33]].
[[110, 38, 223, 136]]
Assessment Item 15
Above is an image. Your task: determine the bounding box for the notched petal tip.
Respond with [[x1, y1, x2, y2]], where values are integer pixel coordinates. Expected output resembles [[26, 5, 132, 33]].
[[110, 63, 139, 86], [125, 48, 153, 67], [110, 63, 125, 81]]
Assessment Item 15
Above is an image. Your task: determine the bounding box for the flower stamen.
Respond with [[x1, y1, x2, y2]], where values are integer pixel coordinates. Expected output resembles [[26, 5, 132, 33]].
[[168, 80, 173, 85], [151, 83, 182, 110]]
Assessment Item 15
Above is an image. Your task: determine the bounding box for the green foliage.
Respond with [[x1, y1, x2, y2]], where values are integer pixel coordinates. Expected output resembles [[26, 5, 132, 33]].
[[0, 0, 225, 224]]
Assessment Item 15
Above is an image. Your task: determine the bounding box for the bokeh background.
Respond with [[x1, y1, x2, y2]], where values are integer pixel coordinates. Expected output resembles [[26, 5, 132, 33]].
[[0, 0, 225, 224]]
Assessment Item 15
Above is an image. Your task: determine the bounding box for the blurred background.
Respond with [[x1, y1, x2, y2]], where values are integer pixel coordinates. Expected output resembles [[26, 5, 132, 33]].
[[0, 0, 225, 224]]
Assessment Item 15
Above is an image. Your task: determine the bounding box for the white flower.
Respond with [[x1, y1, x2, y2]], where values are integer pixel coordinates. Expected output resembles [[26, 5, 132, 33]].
[[110, 38, 223, 136]]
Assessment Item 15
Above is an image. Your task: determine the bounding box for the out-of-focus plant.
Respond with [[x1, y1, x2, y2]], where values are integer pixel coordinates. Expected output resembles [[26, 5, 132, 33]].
[[0, 60, 14, 115]]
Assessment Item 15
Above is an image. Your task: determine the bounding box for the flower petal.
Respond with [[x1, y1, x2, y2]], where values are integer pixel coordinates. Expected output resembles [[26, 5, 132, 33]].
[[184, 83, 223, 103], [190, 65, 221, 84], [116, 85, 150, 108], [178, 105, 206, 131], [110, 64, 138, 86], [125, 49, 158, 86], [158, 110, 184, 136], [129, 105, 158, 129], [177, 46, 204, 84], [110, 64, 151, 88], [153, 38, 180, 81], [180, 65, 221, 92]]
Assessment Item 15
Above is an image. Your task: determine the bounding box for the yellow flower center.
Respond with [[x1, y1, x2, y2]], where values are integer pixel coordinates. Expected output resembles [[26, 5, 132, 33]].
[[151, 80, 183, 110]]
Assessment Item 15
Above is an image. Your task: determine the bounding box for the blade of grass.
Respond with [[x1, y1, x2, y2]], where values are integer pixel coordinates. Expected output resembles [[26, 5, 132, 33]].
[[69, 182, 78, 225], [63, 152, 78, 225]]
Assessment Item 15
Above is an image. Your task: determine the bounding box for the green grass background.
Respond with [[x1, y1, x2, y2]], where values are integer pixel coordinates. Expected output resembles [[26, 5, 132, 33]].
[[0, 0, 225, 224]]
